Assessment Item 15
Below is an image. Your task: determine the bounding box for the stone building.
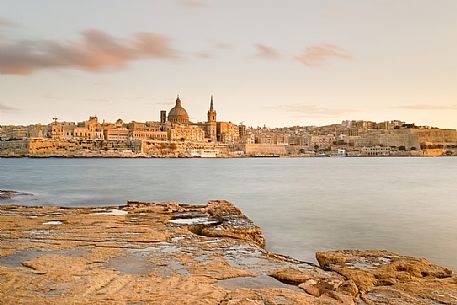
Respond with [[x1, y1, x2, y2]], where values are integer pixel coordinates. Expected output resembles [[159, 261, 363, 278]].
[[103, 119, 129, 141], [361, 146, 393, 156], [168, 124, 205, 142], [129, 121, 168, 141], [217, 122, 239, 144], [310, 135, 336, 148], [73, 116, 104, 140], [50, 121, 75, 140]]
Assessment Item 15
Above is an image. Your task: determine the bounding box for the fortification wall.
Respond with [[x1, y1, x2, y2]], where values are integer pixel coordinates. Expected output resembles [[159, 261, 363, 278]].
[[0, 139, 143, 156], [411, 129, 457, 145], [0, 140, 30, 155], [355, 130, 420, 148], [241, 144, 287, 156]]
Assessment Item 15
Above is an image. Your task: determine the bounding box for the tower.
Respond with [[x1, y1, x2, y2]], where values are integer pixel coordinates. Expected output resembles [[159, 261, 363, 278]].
[[207, 95, 217, 122], [206, 95, 217, 141], [160, 110, 167, 124]]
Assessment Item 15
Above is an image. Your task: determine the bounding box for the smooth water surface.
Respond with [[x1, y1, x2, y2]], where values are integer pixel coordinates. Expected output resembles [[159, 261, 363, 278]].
[[1, 157, 456, 269]]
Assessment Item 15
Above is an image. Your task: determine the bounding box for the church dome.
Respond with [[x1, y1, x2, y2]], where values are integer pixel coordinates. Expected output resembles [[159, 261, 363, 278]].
[[168, 95, 190, 124]]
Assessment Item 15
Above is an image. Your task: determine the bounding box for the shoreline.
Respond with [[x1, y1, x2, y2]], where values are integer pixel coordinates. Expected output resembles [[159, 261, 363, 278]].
[[1, 200, 455, 304], [1, 154, 454, 159]]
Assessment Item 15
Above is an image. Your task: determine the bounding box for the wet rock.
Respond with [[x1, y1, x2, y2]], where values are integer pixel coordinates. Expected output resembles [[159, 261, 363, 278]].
[[316, 250, 457, 304], [269, 268, 313, 284], [201, 200, 266, 247], [168, 200, 265, 247], [0, 202, 455, 304], [269, 267, 358, 304], [205, 200, 245, 217]]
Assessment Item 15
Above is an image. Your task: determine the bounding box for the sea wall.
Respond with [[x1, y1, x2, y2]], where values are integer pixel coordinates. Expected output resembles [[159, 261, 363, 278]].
[[0, 138, 231, 158], [240, 144, 287, 156]]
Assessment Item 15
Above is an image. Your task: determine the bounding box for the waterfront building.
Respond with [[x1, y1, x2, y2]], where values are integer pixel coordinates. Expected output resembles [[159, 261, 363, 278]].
[[361, 146, 393, 156]]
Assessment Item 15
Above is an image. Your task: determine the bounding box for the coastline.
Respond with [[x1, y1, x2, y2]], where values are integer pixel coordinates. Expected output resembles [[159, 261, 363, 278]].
[[1, 154, 454, 158], [1, 200, 455, 304]]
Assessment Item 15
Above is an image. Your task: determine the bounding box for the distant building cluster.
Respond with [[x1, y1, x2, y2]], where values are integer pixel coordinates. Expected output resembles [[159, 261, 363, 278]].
[[0, 95, 241, 143], [1, 96, 457, 157], [245, 120, 457, 156]]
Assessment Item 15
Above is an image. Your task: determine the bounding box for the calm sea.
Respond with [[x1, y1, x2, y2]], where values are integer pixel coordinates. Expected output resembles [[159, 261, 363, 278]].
[[1, 157, 456, 270]]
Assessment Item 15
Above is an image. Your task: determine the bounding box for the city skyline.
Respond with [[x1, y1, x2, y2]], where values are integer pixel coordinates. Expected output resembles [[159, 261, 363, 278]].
[[0, 93, 443, 130], [1, 0, 457, 128]]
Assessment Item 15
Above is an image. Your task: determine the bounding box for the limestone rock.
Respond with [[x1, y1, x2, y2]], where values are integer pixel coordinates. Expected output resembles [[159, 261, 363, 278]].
[[1, 203, 456, 305], [269, 268, 313, 284], [171, 200, 266, 247], [316, 250, 457, 304]]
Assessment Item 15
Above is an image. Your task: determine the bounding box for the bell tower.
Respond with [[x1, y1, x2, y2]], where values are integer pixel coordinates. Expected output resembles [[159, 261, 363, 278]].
[[207, 95, 217, 141], [207, 95, 217, 122]]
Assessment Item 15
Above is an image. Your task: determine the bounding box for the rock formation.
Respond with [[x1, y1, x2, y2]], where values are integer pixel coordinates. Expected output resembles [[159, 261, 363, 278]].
[[0, 200, 455, 304]]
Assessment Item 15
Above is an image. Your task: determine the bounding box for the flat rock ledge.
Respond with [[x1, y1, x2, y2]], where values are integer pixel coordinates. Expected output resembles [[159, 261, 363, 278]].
[[0, 200, 455, 305]]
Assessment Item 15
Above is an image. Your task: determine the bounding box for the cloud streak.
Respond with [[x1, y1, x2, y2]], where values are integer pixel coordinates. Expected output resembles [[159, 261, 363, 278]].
[[295, 44, 352, 66], [255, 44, 280, 59], [0, 103, 17, 113], [270, 104, 357, 118], [393, 104, 457, 110], [0, 30, 177, 75]]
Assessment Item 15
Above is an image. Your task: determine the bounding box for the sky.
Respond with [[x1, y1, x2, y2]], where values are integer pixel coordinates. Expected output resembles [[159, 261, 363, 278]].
[[0, 0, 456, 128]]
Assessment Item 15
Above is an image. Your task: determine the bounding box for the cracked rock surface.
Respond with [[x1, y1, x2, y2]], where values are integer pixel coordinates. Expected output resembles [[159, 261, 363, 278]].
[[0, 200, 455, 304]]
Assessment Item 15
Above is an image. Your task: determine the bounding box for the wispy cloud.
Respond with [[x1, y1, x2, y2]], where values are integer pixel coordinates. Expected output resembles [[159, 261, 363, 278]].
[[393, 104, 457, 110], [255, 43, 280, 59], [0, 103, 17, 112], [213, 42, 232, 50], [269, 104, 357, 118], [0, 17, 17, 28], [295, 44, 352, 66], [177, 0, 206, 8], [0, 30, 178, 75]]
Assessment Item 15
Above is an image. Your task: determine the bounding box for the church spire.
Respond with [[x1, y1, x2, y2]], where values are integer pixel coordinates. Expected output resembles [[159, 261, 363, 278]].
[[210, 95, 214, 112], [207, 94, 216, 123]]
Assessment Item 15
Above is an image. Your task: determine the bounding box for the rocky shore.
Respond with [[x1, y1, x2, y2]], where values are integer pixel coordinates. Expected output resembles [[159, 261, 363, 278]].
[[0, 200, 456, 304]]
